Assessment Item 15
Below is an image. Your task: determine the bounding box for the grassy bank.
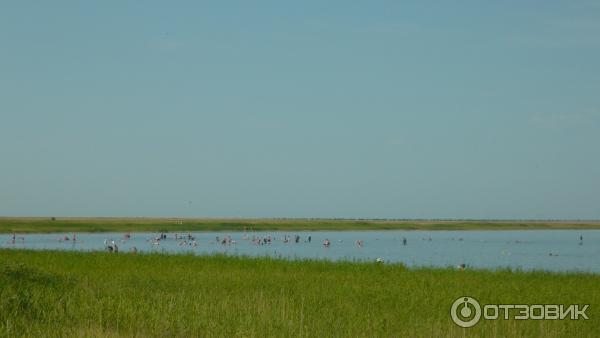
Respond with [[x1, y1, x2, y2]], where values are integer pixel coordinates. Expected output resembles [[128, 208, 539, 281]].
[[1, 217, 600, 233], [1, 250, 598, 337]]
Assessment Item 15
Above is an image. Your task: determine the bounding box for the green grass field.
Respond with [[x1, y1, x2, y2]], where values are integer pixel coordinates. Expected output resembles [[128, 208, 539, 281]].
[[1, 217, 600, 233], [1, 249, 597, 337]]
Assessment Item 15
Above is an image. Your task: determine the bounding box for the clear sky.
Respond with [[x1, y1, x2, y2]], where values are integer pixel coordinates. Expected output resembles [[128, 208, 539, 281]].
[[1, 1, 599, 219]]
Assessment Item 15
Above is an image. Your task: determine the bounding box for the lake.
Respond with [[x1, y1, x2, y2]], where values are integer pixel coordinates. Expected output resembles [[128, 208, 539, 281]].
[[2, 230, 599, 273]]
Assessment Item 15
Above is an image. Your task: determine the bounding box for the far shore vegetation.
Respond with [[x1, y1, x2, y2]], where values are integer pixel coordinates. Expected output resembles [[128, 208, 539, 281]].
[[1, 217, 599, 233]]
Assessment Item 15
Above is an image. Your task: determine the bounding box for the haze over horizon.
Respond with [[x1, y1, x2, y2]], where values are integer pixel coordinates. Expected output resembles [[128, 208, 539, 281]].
[[1, 1, 599, 219]]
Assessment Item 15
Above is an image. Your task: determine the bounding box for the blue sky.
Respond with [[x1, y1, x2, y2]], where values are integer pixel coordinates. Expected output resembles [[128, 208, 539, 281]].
[[1, 1, 599, 219]]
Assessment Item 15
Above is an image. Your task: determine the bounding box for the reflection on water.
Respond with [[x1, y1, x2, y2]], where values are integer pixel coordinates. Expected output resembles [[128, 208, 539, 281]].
[[2, 230, 599, 273]]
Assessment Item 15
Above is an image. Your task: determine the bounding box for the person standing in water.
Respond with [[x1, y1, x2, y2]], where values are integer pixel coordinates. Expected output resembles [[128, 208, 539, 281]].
[[402, 237, 407, 246]]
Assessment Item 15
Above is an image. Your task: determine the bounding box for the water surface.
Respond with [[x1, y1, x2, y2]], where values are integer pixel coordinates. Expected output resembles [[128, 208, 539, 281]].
[[2, 230, 599, 273]]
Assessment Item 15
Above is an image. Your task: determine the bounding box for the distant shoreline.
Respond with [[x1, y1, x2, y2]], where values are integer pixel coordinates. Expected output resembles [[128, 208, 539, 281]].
[[1, 217, 600, 233]]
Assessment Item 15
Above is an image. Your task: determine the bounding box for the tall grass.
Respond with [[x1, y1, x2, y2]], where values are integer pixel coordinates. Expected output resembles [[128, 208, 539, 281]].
[[1, 249, 598, 337]]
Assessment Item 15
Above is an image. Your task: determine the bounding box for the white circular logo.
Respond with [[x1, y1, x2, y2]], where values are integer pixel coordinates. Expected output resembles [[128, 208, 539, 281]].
[[451, 296, 482, 328]]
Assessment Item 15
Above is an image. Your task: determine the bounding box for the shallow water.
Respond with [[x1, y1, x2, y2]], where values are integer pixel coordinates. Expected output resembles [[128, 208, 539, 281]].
[[2, 230, 599, 273]]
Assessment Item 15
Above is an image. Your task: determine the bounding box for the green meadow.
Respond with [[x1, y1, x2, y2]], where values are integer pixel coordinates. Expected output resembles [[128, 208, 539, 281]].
[[1, 217, 600, 233], [1, 249, 597, 337]]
